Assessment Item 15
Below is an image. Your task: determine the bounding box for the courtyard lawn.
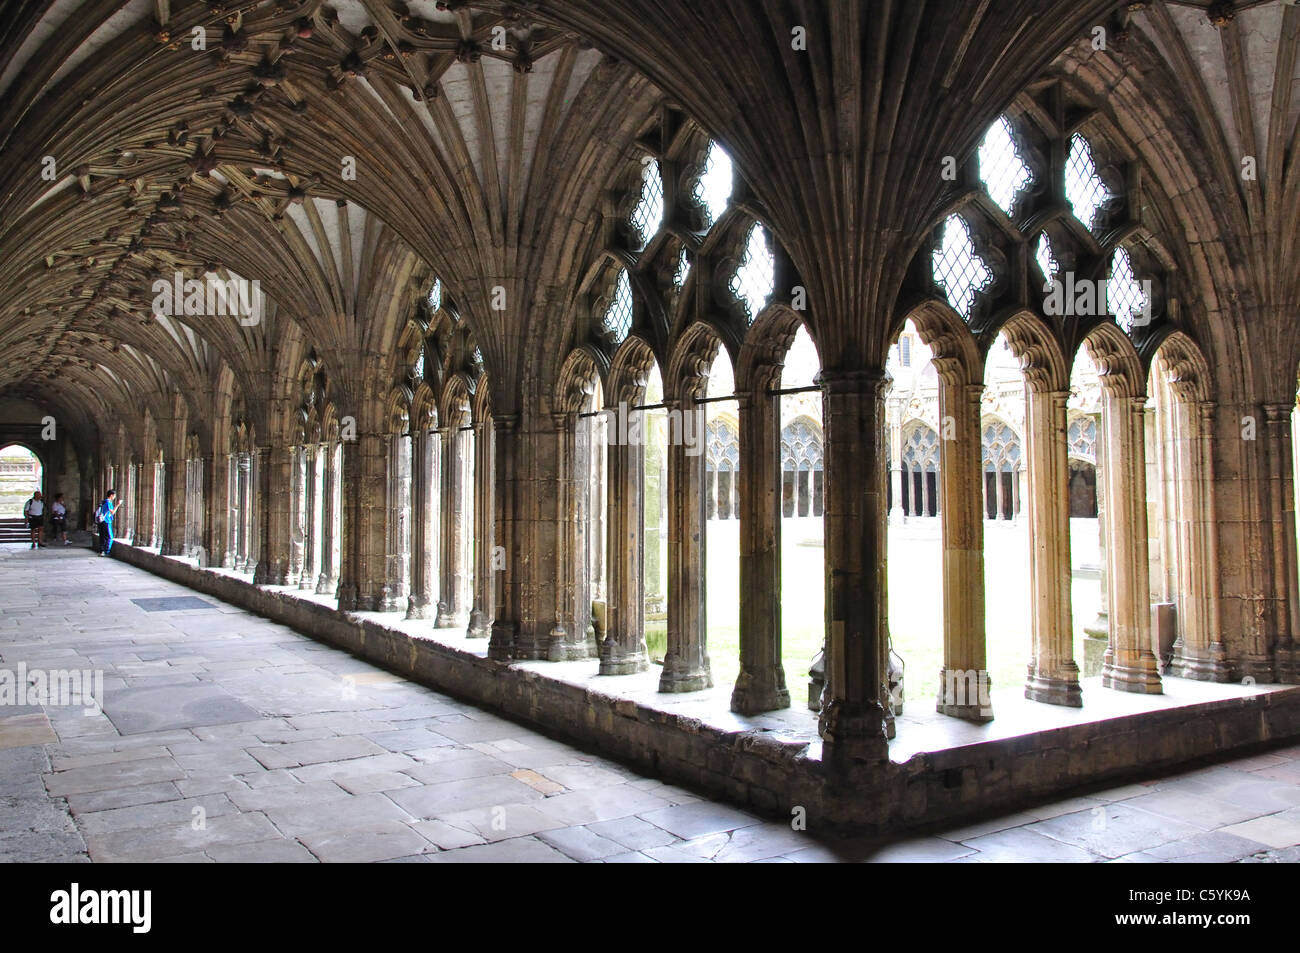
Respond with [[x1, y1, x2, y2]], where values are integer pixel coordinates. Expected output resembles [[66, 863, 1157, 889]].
[[691, 516, 1102, 709]]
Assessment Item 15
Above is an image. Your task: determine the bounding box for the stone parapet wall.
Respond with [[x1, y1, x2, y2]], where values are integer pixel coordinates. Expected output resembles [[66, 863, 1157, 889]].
[[112, 542, 1300, 834]]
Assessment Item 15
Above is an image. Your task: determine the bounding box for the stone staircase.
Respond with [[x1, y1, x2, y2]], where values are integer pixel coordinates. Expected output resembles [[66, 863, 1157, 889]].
[[0, 517, 30, 543]]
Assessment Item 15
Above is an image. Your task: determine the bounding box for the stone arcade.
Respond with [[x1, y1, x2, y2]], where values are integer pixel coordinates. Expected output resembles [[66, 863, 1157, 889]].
[[2, 0, 1300, 861]]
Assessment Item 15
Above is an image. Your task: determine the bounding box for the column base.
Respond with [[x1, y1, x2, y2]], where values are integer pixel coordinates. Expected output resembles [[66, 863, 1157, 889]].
[[433, 604, 468, 629], [658, 654, 712, 693], [1025, 664, 1083, 707], [315, 574, 337, 596], [380, 588, 407, 613], [336, 582, 359, 612], [937, 668, 994, 722], [819, 698, 890, 765], [1166, 640, 1231, 682], [1273, 644, 1300, 684], [467, 608, 491, 639], [730, 668, 791, 714], [1236, 653, 1276, 684], [1101, 647, 1163, 694], [488, 620, 514, 661], [299, 572, 318, 591], [547, 626, 590, 662], [405, 593, 434, 620], [597, 637, 648, 675]]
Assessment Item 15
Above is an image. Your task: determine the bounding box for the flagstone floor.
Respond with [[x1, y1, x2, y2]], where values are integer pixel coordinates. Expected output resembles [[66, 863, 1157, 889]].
[[1, 542, 1298, 863]]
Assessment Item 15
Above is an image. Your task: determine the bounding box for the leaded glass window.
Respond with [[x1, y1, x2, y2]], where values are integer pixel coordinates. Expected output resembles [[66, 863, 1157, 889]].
[[674, 246, 691, 290], [630, 160, 665, 242], [902, 426, 939, 473], [428, 278, 442, 312], [982, 422, 1022, 471], [1065, 134, 1109, 233], [731, 224, 774, 323], [932, 215, 993, 320], [706, 420, 740, 472], [1035, 232, 1058, 288], [1068, 416, 1097, 462], [604, 268, 633, 342], [781, 419, 824, 471], [1107, 247, 1149, 334], [978, 116, 1033, 217], [694, 140, 733, 229]]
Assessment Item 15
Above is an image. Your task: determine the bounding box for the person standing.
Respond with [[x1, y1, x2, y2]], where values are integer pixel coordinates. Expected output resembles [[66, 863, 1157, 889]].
[[23, 490, 45, 549], [51, 493, 69, 545], [96, 490, 120, 557]]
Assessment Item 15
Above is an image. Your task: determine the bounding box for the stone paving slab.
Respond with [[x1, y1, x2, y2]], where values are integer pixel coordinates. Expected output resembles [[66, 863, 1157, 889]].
[[3, 546, 1300, 862]]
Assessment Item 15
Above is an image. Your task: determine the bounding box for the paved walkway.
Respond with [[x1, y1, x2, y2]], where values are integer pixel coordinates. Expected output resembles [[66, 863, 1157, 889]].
[[1, 543, 1298, 863]]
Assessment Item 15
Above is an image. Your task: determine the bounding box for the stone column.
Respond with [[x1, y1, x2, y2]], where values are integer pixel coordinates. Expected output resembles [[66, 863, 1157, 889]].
[[435, 425, 472, 628], [599, 408, 649, 675], [732, 379, 790, 713], [1023, 388, 1082, 706], [137, 460, 157, 549], [407, 430, 438, 618], [299, 445, 320, 590], [1083, 411, 1110, 676], [337, 431, 389, 611], [1265, 404, 1298, 681], [549, 412, 594, 661], [889, 407, 905, 524], [487, 415, 518, 660], [1100, 391, 1161, 693], [231, 454, 248, 570], [818, 370, 891, 763], [382, 432, 412, 611], [316, 442, 340, 594], [660, 397, 712, 693], [468, 418, 495, 639], [254, 444, 294, 586], [287, 445, 306, 586], [1168, 402, 1228, 679], [937, 381, 991, 720], [162, 449, 188, 556]]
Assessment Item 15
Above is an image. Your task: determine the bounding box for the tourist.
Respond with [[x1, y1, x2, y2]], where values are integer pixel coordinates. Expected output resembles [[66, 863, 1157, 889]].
[[51, 493, 69, 545], [23, 490, 45, 549], [95, 490, 120, 557]]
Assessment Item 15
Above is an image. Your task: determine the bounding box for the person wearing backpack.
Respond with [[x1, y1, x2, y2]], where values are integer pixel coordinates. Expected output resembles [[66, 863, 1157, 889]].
[[96, 490, 121, 557], [23, 490, 45, 549]]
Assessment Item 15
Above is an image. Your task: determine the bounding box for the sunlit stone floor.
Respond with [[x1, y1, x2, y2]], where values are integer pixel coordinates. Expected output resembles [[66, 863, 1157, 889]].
[[1, 542, 1298, 863]]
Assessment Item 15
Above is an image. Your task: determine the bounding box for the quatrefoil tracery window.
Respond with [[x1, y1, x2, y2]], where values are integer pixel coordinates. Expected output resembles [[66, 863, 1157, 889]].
[[631, 160, 665, 242], [427, 278, 442, 312], [1066, 133, 1110, 234], [902, 426, 939, 473], [979, 116, 1034, 217], [731, 224, 774, 323], [604, 268, 634, 343], [982, 423, 1022, 472], [706, 420, 740, 472], [1035, 232, 1059, 288], [695, 140, 733, 229], [1107, 247, 1149, 334], [932, 215, 993, 320], [1068, 416, 1097, 463]]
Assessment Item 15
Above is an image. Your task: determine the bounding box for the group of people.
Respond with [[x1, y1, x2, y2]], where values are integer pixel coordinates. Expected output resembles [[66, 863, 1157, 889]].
[[21, 489, 122, 555]]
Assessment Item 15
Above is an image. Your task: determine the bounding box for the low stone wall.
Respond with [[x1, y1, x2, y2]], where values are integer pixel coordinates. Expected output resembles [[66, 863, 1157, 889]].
[[112, 543, 1300, 834]]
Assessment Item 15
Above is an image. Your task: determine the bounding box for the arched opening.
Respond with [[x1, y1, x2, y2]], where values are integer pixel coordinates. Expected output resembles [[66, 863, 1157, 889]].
[[0, 444, 43, 520], [702, 346, 738, 691], [640, 362, 668, 664]]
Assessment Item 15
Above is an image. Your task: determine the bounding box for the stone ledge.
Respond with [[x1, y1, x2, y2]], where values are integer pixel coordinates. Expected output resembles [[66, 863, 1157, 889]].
[[110, 543, 1300, 834]]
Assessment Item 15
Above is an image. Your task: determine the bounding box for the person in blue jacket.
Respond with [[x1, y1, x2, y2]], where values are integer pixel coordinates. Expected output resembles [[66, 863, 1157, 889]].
[[96, 490, 121, 556]]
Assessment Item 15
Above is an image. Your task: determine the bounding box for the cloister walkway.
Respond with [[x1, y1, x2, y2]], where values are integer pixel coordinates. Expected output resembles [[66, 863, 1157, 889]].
[[2, 543, 1298, 863]]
